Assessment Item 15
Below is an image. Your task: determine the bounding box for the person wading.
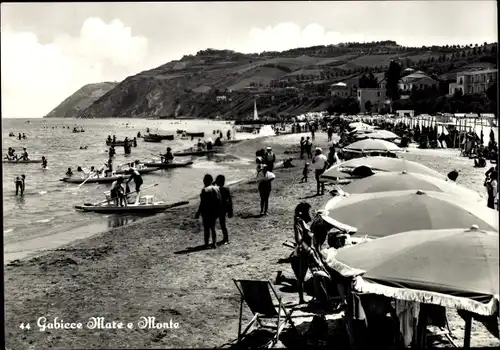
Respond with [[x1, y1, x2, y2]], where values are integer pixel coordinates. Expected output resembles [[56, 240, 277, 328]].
[[110, 177, 126, 207], [312, 148, 329, 195], [263, 146, 276, 171], [214, 175, 233, 244], [256, 165, 275, 215], [195, 174, 222, 249]]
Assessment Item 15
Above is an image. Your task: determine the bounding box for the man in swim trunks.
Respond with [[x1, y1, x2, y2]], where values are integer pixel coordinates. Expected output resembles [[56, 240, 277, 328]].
[[126, 168, 143, 204]]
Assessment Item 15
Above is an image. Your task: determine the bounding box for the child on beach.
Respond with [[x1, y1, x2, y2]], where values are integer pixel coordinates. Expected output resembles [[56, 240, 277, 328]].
[[195, 174, 222, 249], [301, 163, 310, 183]]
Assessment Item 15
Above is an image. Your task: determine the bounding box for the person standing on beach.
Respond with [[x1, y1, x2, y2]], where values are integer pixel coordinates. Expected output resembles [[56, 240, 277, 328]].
[[299, 137, 305, 159], [263, 147, 276, 171], [327, 126, 333, 142], [305, 137, 313, 159], [327, 145, 340, 167], [256, 165, 275, 215], [195, 174, 222, 249], [486, 170, 498, 209], [311, 148, 328, 195], [214, 175, 233, 244]]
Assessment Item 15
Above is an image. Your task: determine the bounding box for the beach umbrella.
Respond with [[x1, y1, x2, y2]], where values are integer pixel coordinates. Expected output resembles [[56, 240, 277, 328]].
[[355, 130, 400, 140], [321, 156, 444, 180], [323, 189, 498, 238], [323, 226, 499, 316], [343, 139, 401, 153], [348, 122, 374, 131], [341, 171, 485, 203]]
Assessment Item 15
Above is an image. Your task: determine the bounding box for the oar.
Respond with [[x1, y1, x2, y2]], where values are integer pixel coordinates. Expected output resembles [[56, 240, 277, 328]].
[[77, 174, 94, 188], [83, 183, 159, 206]]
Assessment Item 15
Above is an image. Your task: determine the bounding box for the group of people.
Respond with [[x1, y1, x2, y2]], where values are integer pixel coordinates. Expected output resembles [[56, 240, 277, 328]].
[[5, 147, 30, 161], [195, 174, 234, 248], [108, 168, 144, 206]]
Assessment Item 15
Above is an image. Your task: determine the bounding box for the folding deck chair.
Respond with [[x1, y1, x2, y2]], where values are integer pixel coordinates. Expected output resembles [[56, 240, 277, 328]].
[[233, 279, 297, 348]]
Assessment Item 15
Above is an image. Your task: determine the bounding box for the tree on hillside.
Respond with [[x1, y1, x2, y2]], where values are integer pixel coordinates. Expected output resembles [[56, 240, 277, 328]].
[[385, 60, 402, 101]]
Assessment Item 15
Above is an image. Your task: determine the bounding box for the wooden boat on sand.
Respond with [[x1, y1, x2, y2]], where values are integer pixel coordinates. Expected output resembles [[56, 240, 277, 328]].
[[3, 159, 43, 164], [142, 161, 194, 169]]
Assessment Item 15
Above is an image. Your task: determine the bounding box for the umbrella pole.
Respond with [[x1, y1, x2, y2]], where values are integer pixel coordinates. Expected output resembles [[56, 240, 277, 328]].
[[463, 314, 472, 348]]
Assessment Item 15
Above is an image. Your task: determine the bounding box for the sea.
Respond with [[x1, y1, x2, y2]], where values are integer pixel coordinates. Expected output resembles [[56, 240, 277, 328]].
[[2, 118, 276, 263]]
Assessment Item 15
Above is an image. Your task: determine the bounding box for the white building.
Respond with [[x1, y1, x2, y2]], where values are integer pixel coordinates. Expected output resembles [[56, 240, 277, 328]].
[[330, 82, 351, 97]]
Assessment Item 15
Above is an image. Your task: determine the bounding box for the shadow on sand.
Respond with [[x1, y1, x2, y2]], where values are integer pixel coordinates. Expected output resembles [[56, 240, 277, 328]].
[[299, 193, 323, 199], [174, 244, 213, 255]]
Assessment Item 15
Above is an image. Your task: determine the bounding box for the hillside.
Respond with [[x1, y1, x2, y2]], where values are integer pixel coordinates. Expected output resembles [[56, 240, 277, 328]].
[[76, 41, 497, 119], [44, 82, 118, 118]]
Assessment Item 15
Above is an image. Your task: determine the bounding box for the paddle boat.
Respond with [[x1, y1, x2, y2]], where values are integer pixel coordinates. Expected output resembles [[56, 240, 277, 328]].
[[75, 194, 189, 214], [3, 159, 43, 164]]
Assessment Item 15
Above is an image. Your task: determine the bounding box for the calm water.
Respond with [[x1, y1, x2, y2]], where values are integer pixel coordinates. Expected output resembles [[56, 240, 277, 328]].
[[2, 118, 270, 262]]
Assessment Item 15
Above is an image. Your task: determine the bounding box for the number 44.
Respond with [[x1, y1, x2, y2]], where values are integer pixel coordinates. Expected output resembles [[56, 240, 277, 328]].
[[20, 323, 31, 330]]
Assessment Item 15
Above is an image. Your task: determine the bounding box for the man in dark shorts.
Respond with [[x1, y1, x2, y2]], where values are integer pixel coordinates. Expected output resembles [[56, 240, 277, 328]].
[[195, 174, 222, 249], [126, 168, 143, 204], [214, 175, 233, 244], [110, 177, 126, 206]]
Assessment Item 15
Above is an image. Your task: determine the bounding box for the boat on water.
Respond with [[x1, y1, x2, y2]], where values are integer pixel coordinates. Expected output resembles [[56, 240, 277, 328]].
[[176, 129, 185, 134], [143, 135, 163, 143], [60, 168, 159, 184], [185, 132, 205, 138], [115, 166, 163, 174], [142, 161, 193, 169], [173, 149, 221, 157], [144, 133, 175, 141], [3, 159, 43, 164], [75, 197, 189, 214]]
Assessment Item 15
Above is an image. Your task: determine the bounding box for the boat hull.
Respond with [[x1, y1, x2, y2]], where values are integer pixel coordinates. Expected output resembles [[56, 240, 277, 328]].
[[142, 161, 194, 168], [115, 167, 163, 174], [173, 149, 221, 157], [185, 132, 204, 138], [60, 168, 159, 184], [3, 159, 43, 164], [75, 200, 189, 213]]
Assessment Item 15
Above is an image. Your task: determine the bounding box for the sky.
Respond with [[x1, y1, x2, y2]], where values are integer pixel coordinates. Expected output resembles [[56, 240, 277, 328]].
[[1, 1, 498, 119]]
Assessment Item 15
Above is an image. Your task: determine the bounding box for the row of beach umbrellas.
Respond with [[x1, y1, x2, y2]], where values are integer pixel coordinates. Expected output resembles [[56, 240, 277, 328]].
[[318, 140, 499, 345]]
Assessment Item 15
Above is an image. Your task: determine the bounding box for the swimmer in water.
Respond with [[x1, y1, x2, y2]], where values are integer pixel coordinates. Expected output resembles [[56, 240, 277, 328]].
[[20, 148, 29, 160], [15, 175, 26, 195], [66, 168, 74, 177], [41, 156, 48, 169]]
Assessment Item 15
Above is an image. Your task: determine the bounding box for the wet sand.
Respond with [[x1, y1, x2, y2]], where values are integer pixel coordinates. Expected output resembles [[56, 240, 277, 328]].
[[4, 133, 499, 349]]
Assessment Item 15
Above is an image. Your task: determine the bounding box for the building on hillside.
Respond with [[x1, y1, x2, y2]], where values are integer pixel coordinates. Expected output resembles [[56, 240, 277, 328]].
[[448, 68, 497, 95], [357, 88, 388, 112], [398, 71, 438, 92], [330, 82, 351, 97], [396, 110, 415, 118], [216, 95, 227, 102]]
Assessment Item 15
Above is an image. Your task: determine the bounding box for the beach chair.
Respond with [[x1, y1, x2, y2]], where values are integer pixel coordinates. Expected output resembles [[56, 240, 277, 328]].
[[233, 279, 297, 348]]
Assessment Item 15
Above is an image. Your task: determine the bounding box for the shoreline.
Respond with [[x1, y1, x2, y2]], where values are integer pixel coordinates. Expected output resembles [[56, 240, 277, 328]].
[[3, 140, 255, 265], [4, 133, 498, 349]]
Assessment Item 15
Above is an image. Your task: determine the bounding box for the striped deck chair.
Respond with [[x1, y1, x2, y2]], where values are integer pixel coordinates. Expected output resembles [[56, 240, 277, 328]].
[[234, 279, 297, 348]]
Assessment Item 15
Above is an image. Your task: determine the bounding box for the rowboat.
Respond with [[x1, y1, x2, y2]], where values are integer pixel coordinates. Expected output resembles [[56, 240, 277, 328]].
[[75, 198, 189, 214], [185, 132, 204, 138], [149, 133, 175, 141], [142, 161, 193, 169], [143, 135, 163, 142], [60, 168, 159, 184], [173, 149, 221, 157], [3, 159, 43, 164], [115, 166, 163, 174]]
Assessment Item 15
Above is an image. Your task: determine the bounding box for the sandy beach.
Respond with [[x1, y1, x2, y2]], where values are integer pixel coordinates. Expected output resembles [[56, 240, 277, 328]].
[[4, 132, 499, 349]]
